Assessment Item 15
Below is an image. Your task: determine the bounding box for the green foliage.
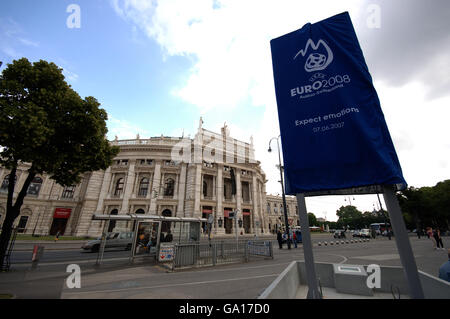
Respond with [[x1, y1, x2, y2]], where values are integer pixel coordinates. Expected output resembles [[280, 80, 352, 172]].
[[308, 212, 317, 226], [397, 180, 450, 230], [335, 205, 386, 229], [0, 58, 119, 267], [0, 58, 119, 185]]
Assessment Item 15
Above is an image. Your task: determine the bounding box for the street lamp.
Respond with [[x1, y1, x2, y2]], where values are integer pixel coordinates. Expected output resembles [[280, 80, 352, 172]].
[[268, 135, 291, 249]]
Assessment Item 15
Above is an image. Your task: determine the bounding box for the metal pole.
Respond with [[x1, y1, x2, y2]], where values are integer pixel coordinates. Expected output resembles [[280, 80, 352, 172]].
[[235, 210, 239, 250], [377, 193, 389, 235], [296, 193, 321, 298], [96, 220, 109, 266], [382, 185, 424, 299], [270, 136, 291, 249], [129, 217, 139, 263]]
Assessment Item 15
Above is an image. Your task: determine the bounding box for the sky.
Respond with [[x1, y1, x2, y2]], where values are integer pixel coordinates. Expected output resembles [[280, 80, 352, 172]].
[[1, 0, 449, 222]]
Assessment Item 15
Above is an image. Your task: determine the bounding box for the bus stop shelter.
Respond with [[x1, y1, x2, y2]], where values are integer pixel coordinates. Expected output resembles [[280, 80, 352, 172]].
[[91, 214, 207, 265]]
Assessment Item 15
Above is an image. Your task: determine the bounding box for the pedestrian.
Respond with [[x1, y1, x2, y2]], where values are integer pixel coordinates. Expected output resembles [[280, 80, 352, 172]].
[[54, 230, 61, 242], [417, 228, 421, 239], [293, 231, 297, 248], [438, 249, 450, 282], [277, 230, 283, 249], [433, 228, 444, 250], [387, 227, 392, 240], [426, 227, 437, 250]]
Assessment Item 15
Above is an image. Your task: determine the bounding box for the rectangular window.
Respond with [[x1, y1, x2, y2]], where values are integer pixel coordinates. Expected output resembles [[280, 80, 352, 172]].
[[62, 185, 75, 199]]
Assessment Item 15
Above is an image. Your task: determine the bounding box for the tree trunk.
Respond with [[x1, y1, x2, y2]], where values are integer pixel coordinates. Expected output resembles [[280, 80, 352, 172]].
[[0, 167, 36, 269], [0, 210, 17, 270]]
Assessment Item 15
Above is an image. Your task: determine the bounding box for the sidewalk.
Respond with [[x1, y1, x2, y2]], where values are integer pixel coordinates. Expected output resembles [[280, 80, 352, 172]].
[[12, 234, 276, 251]]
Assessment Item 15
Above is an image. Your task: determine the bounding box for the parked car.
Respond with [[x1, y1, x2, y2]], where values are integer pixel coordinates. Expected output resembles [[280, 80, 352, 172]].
[[334, 230, 346, 239], [352, 230, 361, 237], [81, 232, 133, 252], [359, 229, 371, 238]]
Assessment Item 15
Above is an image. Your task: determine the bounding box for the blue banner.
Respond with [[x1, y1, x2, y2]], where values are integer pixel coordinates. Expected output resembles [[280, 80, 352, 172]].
[[270, 12, 406, 194]]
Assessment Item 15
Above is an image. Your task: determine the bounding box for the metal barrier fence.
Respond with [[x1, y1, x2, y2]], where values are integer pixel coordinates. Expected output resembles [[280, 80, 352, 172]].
[[172, 240, 273, 270]]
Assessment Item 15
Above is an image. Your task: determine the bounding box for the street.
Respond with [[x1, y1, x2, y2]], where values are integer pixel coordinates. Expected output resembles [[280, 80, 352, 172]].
[[1, 233, 448, 299]]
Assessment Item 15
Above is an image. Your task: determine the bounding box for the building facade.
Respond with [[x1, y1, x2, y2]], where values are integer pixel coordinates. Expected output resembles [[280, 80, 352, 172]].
[[265, 194, 300, 234], [0, 122, 274, 238]]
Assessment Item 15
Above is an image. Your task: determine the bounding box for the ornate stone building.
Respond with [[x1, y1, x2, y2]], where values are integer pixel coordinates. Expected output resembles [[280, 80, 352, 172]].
[[265, 194, 300, 234], [0, 121, 272, 237]]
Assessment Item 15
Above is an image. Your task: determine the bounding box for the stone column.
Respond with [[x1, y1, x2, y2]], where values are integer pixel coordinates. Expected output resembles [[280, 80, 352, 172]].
[[193, 164, 202, 218], [252, 175, 259, 235], [176, 163, 187, 217], [174, 173, 179, 199], [119, 162, 135, 214], [235, 168, 242, 235], [149, 161, 161, 214], [216, 164, 224, 235], [146, 173, 153, 200], [235, 168, 242, 212], [95, 168, 112, 213]]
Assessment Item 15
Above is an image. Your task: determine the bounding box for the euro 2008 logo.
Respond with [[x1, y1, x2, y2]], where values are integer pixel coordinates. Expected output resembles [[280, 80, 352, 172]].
[[294, 39, 334, 72]]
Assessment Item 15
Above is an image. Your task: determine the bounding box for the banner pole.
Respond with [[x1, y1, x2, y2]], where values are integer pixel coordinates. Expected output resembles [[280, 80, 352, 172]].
[[296, 193, 321, 299], [382, 185, 424, 299]]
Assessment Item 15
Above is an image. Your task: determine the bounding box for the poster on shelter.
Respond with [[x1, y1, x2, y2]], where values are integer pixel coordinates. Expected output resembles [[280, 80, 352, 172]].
[[270, 12, 406, 194]]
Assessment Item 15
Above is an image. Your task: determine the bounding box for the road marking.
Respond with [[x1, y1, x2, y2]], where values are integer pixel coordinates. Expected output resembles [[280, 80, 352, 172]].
[[62, 273, 280, 296], [322, 253, 348, 264], [351, 254, 403, 261]]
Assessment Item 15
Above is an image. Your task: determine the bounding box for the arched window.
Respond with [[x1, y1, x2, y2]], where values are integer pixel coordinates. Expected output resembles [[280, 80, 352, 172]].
[[114, 178, 124, 196], [62, 185, 75, 199], [138, 178, 149, 197], [27, 177, 43, 196], [164, 178, 174, 196]]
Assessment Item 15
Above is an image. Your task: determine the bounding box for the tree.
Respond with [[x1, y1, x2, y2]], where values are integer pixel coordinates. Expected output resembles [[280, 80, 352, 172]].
[[397, 181, 450, 231], [0, 58, 119, 269], [308, 212, 317, 226], [336, 205, 363, 229]]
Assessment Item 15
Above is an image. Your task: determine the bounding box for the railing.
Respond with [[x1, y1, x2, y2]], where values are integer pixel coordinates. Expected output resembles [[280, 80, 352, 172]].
[[171, 240, 273, 270]]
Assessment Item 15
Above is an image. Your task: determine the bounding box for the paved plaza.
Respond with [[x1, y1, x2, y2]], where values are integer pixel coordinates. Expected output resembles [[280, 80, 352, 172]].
[[1, 234, 448, 299]]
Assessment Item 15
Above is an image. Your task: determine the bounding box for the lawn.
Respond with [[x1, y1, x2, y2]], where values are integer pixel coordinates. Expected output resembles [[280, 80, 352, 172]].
[[15, 234, 93, 241]]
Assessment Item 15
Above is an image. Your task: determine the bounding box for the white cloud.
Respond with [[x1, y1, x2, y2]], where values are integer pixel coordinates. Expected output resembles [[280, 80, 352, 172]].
[[107, 116, 153, 140], [111, 0, 361, 112], [110, 0, 450, 221]]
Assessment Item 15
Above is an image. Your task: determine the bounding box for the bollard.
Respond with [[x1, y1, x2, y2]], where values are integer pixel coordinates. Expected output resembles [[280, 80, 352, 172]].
[[341, 241, 345, 245], [350, 240, 354, 243], [31, 245, 45, 270], [318, 242, 321, 246], [330, 241, 334, 245], [336, 241, 339, 245], [324, 241, 327, 246]]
